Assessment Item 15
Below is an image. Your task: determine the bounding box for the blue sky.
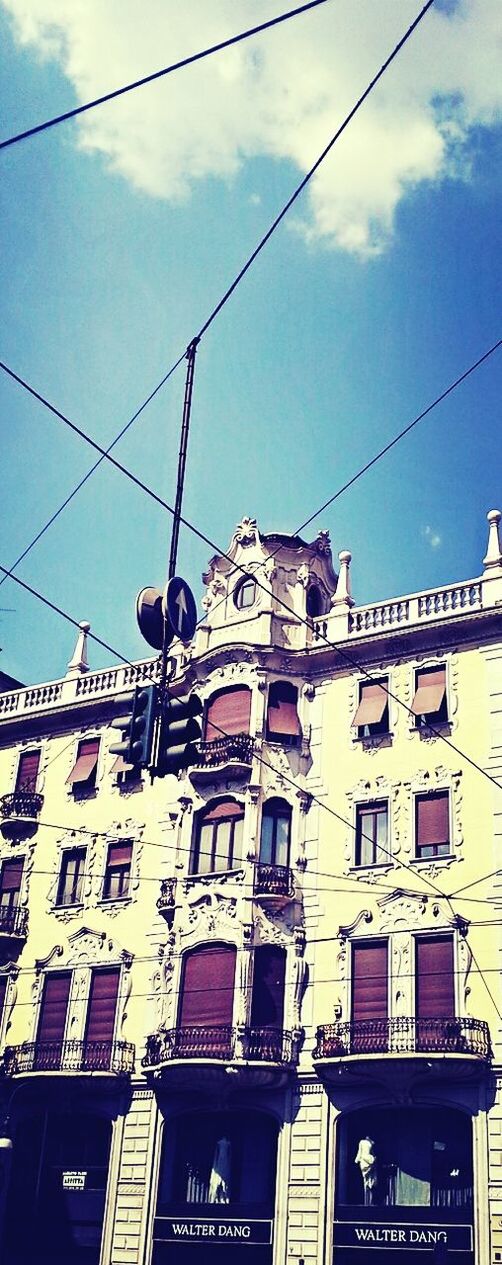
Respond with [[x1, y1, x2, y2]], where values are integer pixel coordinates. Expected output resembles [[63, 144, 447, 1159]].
[[0, 0, 500, 686]]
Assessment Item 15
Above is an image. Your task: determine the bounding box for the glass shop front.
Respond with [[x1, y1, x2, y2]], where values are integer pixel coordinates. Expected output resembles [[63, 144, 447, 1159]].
[[334, 1107, 475, 1264], [152, 1110, 278, 1265]]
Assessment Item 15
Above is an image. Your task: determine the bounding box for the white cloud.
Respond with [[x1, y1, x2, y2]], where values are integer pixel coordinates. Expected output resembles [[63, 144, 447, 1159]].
[[423, 525, 442, 549], [3, 0, 501, 256]]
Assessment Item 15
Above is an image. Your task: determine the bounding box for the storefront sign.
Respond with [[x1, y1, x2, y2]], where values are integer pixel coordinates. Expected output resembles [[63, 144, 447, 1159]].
[[62, 1171, 87, 1190], [154, 1217, 273, 1245], [334, 1221, 473, 1252]]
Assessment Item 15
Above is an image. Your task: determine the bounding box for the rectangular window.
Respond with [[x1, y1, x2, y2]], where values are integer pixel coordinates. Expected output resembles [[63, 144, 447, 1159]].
[[355, 802, 388, 867], [416, 791, 450, 858], [416, 936, 455, 1019], [85, 967, 120, 1046], [15, 749, 41, 792], [204, 688, 251, 742], [351, 941, 388, 1053], [0, 858, 24, 912], [251, 946, 286, 1030], [352, 680, 389, 737], [266, 682, 301, 745], [102, 842, 132, 900], [56, 848, 86, 907], [36, 972, 71, 1057], [180, 946, 236, 1030], [412, 665, 448, 725], [111, 754, 141, 786], [66, 738, 99, 793]]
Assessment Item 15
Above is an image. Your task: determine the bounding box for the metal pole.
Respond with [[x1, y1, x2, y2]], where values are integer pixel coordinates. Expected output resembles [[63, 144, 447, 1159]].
[[158, 337, 199, 703]]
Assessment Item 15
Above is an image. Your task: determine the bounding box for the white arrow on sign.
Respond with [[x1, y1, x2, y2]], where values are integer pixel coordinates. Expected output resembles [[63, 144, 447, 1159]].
[[175, 587, 188, 633]]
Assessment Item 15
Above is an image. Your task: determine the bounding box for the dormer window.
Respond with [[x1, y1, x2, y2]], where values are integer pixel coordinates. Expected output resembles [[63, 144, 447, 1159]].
[[234, 576, 256, 610]]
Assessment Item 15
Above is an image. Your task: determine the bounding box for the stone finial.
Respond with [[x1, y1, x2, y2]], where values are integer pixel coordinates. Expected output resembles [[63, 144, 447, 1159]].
[[66, 620, 90, 677], [483, 509, 502, 572], [332, 550, 354, 607]]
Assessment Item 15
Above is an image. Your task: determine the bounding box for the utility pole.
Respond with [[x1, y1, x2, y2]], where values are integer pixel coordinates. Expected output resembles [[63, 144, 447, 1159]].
[[159, 337, 199, 702]]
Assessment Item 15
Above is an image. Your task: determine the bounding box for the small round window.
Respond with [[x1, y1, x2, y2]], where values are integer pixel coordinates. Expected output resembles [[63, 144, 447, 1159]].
[[234, 576, 256, 610]]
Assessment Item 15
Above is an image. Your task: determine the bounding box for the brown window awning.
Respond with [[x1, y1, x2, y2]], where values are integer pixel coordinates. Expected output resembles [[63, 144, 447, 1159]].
[[110, 755, 133, 775], [411, 668, 446, 717], [352, 682, 388, 727], [66, 741, 99, 786]]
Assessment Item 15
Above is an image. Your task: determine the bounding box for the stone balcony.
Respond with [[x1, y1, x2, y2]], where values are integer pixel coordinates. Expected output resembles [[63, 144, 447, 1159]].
[[3, 1038, 135, 1077], [313, 1017, 491, 1086], [189, 734, 255, 784], [142, 1024, 297, 1089], [0, 790, 44, 843]]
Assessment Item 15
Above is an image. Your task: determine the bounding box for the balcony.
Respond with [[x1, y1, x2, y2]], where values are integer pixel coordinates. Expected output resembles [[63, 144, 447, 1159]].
[[0, 790, 44, 843], [0, 905, 28, 942], [313, 1017, 491, 1086], [157, 877, 177, 927], [255, 863, 294, 910], [190, 734, 254, 784], [142, 1024, 296, 1089], [3, 1038, 135, 1077]]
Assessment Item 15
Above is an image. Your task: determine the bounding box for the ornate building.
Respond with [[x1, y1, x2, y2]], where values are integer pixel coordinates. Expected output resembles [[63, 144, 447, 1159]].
[[0, 510, 500, 1265]]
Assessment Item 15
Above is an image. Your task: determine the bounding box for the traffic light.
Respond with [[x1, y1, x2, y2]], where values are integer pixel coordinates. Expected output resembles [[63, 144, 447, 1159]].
[[109, 684, 157, 768], [155, 691, 203, 777]]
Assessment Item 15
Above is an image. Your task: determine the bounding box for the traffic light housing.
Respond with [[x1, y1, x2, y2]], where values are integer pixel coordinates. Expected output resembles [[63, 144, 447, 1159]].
[[155, 691, 203, 777], [109, 684, 157, 768]]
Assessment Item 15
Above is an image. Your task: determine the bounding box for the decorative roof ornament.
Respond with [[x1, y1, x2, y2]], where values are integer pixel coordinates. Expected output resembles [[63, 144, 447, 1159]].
[[234, 516, 258, 548], [314, 530, 331, 556], [66, 620, 90, 677], [483, 509, 502, 573]]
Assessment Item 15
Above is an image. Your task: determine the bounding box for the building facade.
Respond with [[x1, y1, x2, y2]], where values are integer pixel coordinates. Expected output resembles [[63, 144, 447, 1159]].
[[0, 510, 500, 1265]]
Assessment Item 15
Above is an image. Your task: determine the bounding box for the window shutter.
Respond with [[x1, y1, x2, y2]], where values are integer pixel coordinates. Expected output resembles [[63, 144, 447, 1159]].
[[202, 800, 243, 823], [107, 843, 132, 867], [352, 682, 388, 727], [66, 739, 100, 785], [204, 689, 251, 741], [416, 936, 454, 1018], [266, 683, 301, 739], [352, 943, 388, 1021], [15, 750, 41, 791], [251, 947, 286, 1029], [85, 968, 120, 1044], [37, 973, 71, 1044], [0, 860, 24, 893], [416, 792, 449, 847], [180, 945, 236, 1028], [412, 667, 446, 716]]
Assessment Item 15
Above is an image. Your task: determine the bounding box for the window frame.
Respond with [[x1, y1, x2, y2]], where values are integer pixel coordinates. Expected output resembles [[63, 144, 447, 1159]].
[[412, 663, 449, 728], [15, 748, 41, 792], [234, 576, 256, 610], [67, 737, 100, 796], [259, 798, 292, 868], [266, 681, 301, 746], [102, 841, 133, 902], [354, 800, 389, 868], [0, 857, 24, 912], [55, 847, 86, 908], [353, 678, 390, 739], [415, 789, 451, 860], [190, 800, 245, 876]]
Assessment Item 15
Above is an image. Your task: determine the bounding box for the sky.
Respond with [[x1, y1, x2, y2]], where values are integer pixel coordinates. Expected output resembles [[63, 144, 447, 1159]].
[[0, 0, 500, 686]]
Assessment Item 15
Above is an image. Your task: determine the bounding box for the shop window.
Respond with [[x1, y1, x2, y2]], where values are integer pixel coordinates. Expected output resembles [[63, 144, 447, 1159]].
[[15, 748, 41, 792], [156, 1110, 278, 1212], [352, 679, 389, 737], [351, 941, 388, 1052], [84, 968, 120, 1052], [234, 576, 256, 610], [191, 799, 244, 875], [412, 665, 448, 726], [336, 1106, 473, 1212], [55, 848, 85, 907], [102, 841, 132, 900], [36, 972, 71, 1066], [0, 857, 24, 913], [415, 791, 450, 859], [354, 802, 388, 867], [259, 799, 291, 868], [3, 1111, 112, 1265], [251, 946, 286, 1030], [204, 686, 252, 742], [179, 944, 236, 1038], [66, 737, 100, 796], [266, 682, 301, 745], [306, 585, 323, 617]]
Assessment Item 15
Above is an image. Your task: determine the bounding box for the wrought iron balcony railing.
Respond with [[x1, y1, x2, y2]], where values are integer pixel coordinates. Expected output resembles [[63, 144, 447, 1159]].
[[3, 1038, 135, 1076], [142, 1024, 294, 1069], [255, 863, 294, 900], [0, 790, 44, 842], [193, 734, 254, 768], [0, 905, 28, 939], [313, 1017, 491, 1061], [157, 877, 177, 916]]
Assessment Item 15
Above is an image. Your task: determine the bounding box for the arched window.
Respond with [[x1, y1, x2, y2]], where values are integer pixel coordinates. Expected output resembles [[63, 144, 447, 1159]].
[[259, 798, 291, 868], [191, 798, 244, 874], [179, 943, 236, 1032], [204, 686, 252, 742], [266, 681, 301, 745], [234, 575, 256, 610], [306, 584, 323, 617]]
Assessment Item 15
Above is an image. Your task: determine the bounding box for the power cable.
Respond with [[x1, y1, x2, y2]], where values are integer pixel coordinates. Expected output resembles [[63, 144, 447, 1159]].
[[0, 0, 333, 153]]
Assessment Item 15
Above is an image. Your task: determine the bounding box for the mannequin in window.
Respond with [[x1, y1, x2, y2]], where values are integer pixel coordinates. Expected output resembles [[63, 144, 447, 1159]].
[[208, 1136, 232, 1203], [355, 1137, 378, 1206]]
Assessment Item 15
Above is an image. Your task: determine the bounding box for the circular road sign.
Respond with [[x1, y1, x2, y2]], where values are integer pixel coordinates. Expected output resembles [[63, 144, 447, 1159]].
[[136, 586, 165, 651], [163, 576, 197, 644]]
